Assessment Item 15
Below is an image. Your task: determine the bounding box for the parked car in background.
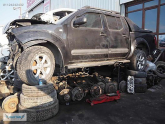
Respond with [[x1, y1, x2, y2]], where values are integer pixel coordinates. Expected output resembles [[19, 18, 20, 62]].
[[31, 8, 76, 24], [159, 40, 165, 47], [159, 36, 165, 47], [159, 38, 165, 47], [3, 6, 156, 85]]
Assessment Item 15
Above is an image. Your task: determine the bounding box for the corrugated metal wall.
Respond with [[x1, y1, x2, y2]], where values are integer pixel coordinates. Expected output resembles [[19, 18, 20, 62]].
[[51, 0, 120, 12], [28, 3, 44, 18]]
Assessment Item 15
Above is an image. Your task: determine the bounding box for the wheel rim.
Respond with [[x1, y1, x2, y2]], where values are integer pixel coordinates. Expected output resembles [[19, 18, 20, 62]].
[[31, 54, 51, 79], [0, 68, 15, 81], [137, 54, 145, 70], [157, 65, 165, 74]]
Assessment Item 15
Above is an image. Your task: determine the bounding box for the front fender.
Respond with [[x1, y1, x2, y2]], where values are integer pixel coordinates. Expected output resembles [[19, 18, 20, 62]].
[[127, 38, 150, 59], [14, 30, 69, 66]]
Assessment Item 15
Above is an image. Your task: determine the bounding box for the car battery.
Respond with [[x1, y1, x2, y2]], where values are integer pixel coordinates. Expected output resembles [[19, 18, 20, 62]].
[[134, 78, 147, 93]]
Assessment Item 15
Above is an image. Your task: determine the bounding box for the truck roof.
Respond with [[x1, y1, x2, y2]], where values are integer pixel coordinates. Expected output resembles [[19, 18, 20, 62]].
[[82, 6, 120, 15]]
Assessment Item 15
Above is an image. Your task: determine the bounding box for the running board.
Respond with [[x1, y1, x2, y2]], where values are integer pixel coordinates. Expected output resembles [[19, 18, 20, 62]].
[[67, 59, 130, 69]]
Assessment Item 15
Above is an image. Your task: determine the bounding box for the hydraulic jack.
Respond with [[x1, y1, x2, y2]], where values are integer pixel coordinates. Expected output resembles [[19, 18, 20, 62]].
[[86, 62, 123, 106]]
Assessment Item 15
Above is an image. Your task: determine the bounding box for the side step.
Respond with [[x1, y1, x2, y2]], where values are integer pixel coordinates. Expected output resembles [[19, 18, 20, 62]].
[[67, 59, 130, 69]]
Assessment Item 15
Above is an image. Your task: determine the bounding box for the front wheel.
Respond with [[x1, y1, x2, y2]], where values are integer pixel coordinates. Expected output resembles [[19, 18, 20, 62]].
[[17, 46, 55, 85], [130, 49, 147, 71]]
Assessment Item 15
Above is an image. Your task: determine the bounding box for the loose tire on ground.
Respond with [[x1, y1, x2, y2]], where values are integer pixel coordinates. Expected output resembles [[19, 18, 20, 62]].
[[20, 91, 57, 109], [130, 49, 147, 71], [17, 46, 55, 85], [19, 100, 59, 122], [22, 83, 55, 97], [155, 61, 165, 77], [134, 78, 147, 93], [119, 80, 127, 93], [2, 95, 19, 113]]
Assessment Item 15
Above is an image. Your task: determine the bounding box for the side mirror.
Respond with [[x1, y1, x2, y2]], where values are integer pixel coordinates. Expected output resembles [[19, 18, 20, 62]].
[[73, 17, 87, 27]]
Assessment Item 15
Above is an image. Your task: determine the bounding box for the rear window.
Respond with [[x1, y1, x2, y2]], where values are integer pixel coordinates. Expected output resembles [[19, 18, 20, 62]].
[[106, 15, 123, 30]]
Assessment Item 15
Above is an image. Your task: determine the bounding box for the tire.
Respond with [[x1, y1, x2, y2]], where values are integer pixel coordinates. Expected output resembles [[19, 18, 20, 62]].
[[130, 49, 147, 71], [134, 78, 147, 93], [119, 80, 127, 93], [17, 46, 55, 85], [22, 83, 55, 97], [127, 70, 147, 78], [14, 79, 24, 90], [19, 100, 59, 122], [155, 61, 165, 77], [20, 91, 57, 109]]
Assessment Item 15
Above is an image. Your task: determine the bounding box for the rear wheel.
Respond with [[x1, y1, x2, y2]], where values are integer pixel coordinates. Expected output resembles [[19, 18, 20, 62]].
[[17, 46, 55, 85], [130, 49, 147, 71]]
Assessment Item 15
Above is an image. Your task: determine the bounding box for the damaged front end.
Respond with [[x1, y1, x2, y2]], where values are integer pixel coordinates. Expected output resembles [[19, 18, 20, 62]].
[[4, 19, 48, 58], [2, 19, 48, 81]]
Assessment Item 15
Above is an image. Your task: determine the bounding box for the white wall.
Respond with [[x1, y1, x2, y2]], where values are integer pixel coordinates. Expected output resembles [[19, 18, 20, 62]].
[[120, 0, 134, 4], [0, 26, 10, 58], [120, 4, 126, 16], [0, 26, 8, 46], [51, 0, 120, 12], [28, 3, 44, 18]]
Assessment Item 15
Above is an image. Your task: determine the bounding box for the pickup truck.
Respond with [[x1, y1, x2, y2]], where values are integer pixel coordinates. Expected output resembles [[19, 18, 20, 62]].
[[3, 6, 156, 85]]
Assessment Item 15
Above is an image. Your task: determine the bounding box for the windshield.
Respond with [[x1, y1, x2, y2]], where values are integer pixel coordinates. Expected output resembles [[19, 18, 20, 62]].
[[55, 11, 76, 24]]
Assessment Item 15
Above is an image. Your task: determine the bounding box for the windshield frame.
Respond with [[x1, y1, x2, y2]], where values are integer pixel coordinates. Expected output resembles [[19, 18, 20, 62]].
[[55, 11, 76, 24]]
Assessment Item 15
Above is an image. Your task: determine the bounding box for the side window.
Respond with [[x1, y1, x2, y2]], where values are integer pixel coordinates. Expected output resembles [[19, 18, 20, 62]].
[[116, 17, 123, 30], [106, 16, 118, 30], [79, 13, 102, 28], [106, 15, 123, 30]]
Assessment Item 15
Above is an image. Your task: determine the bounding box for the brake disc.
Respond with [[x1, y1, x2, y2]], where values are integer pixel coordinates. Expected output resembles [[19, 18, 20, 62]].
[[97, 82, 105, 93], [105, 82, 117, 94], [72, 87, 84, 101], [90, 82, 105, 97], [2, 95, 19, 113]]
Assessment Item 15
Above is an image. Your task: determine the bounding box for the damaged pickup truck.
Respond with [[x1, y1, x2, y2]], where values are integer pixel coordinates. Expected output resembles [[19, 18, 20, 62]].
[[3, 6, 156, 85]]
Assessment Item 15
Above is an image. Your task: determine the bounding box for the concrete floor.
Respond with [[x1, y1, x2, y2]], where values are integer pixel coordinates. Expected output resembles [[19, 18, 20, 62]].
[[1, 80, 165, 124]]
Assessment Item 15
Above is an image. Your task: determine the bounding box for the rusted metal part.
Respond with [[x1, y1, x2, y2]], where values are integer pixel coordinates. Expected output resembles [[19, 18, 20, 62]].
[[51, 72, 118, 104]]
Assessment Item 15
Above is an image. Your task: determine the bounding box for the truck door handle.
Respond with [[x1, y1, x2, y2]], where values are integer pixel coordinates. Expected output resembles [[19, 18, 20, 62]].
[[100, 32, 107, 36], [122, 35, 127, 37]]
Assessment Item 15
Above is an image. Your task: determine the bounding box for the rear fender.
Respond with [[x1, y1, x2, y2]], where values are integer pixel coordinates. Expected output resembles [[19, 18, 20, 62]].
[[127, 38, 150, 59]]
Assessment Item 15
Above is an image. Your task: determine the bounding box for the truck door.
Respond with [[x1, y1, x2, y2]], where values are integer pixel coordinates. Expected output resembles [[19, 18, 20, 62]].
[[68, 12, 109, 62], [104, 15, 130, 58]]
